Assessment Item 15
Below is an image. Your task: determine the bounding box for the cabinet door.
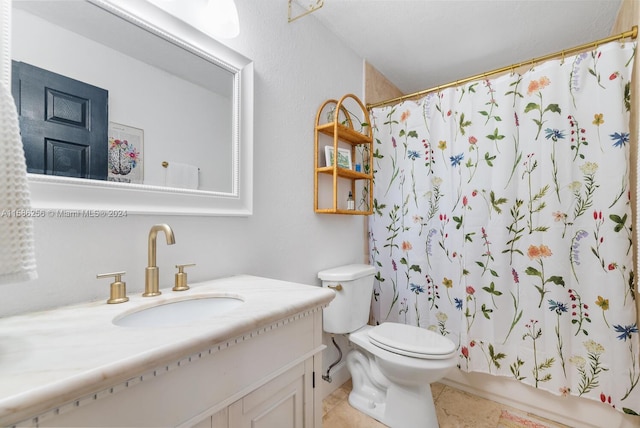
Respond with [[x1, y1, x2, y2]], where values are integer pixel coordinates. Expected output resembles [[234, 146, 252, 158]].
[[228, 361, 312, 428], [191, 417, 212, 428], [211, 408, 228, 428], [189, 407, 228, 428]]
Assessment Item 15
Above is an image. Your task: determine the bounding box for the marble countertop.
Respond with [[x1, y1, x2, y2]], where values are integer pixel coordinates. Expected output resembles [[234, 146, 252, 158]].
[[0, 275, 334, 426]]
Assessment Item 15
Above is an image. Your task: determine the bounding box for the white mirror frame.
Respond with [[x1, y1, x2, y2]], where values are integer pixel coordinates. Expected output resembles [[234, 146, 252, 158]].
[[1, 0, 253, 216]]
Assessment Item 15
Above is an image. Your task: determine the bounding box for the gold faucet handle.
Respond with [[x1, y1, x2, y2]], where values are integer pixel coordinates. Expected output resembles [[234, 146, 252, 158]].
[[173, 263, 196, 292], [97, 271, 129, 304]]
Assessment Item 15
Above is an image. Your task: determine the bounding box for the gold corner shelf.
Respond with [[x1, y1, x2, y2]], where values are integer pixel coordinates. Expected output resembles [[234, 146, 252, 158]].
[[314, 94, 373, 215]]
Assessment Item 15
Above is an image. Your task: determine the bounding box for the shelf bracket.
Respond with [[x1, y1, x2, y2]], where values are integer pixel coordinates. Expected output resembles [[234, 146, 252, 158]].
[[288, 0, 324, 23]]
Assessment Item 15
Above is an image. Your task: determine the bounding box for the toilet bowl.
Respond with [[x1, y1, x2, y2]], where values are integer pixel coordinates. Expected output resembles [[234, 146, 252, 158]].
[[347, 324, 456, 427], [319, 264, 457, 428]]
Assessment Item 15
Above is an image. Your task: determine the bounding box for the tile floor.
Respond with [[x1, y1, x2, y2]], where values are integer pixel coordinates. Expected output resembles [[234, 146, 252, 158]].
[[322, 380, 571, 428]]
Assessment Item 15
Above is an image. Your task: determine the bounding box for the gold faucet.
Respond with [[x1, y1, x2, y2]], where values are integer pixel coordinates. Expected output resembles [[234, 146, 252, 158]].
[[144, 224, 176, 297]]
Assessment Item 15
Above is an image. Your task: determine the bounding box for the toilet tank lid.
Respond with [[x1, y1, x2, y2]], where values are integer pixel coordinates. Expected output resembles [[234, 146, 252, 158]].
[[318, 264, 376, 281]]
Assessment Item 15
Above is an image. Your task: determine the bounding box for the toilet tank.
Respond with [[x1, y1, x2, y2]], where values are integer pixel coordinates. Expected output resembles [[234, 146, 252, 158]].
[[318, 264, 376, 334]]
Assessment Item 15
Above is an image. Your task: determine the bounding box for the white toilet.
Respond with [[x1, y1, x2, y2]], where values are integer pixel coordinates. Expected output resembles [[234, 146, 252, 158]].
[[319, 264, 457, 428]]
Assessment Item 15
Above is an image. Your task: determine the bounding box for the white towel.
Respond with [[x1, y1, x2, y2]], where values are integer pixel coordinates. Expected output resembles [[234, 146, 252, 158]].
[[164, 162, 199, 190], [0, 83, 37, 284]]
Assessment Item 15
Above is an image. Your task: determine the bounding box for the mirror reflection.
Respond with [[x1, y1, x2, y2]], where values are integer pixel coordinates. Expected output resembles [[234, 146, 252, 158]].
[[12, 0, 234, 193]]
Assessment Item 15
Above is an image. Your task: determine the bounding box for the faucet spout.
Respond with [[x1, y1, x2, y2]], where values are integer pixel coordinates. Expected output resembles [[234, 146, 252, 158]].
[[144, 224, 176, 297], [147, 223, 176, 267]]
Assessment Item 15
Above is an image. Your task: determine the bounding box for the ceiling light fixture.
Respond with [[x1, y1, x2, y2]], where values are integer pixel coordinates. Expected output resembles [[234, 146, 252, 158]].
[[201, 0, 240, 38]]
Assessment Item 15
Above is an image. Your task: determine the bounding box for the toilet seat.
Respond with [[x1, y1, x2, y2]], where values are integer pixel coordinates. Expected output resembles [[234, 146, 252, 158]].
[[368, 323, 456, 359]]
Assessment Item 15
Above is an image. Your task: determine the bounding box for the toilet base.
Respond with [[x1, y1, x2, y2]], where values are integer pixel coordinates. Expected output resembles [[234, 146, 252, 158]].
[[346, 342, 444, 428], [348, 387, 386, 424], [349, 382, 438, 428]]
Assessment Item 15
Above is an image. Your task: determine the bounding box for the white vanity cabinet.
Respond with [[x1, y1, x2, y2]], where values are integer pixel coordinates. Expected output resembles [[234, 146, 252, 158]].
[[23, 309, 323, 428], [2, 277, 333, 428], [208, 359, 313, 428]]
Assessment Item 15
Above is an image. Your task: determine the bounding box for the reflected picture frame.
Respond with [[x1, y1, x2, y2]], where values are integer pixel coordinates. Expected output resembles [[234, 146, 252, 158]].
[[108, 122, 144, 184], [324, 146, 352, 169]]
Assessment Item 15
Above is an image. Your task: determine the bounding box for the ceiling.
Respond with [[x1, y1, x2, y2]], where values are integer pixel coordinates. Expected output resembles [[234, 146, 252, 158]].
[[305, 0, 624, 96]]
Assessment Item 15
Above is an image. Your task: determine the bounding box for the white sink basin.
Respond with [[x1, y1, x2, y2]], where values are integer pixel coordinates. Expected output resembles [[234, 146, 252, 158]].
[[113, 296, 244, 328]]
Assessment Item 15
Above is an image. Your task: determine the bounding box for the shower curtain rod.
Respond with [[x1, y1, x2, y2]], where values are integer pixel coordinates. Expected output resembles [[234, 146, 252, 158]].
[[367, 25, 638, 109]]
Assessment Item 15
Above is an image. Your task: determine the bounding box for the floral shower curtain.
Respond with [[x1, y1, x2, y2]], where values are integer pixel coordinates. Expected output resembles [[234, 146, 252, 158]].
[[368, 41, 640, 415]]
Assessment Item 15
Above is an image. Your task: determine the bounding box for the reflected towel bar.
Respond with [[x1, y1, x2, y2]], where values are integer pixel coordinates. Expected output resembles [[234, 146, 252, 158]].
[[162, 161, 200, 171]]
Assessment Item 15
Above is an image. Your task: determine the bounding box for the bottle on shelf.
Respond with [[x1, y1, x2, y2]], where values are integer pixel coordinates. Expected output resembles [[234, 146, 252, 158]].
[[347, 191, 355, 210]]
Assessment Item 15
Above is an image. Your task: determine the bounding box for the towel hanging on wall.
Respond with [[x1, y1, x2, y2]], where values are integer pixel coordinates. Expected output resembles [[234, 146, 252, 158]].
[[0, 83, 37, 284]]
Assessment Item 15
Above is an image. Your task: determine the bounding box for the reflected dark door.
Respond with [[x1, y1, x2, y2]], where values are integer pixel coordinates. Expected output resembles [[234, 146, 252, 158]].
[[11, 61, 108, 180]]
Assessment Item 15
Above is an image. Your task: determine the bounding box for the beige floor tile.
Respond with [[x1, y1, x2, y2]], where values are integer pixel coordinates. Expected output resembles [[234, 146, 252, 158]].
[[497, 407, 572, 428], [334, 380, 352, 400], [323, 382, 352, 416], [431, 382, 446, 401], [322, 399, 387, 428], [323, 378, 567, 428], [324, 381, 461, 427], [435, 386, 503, 428]]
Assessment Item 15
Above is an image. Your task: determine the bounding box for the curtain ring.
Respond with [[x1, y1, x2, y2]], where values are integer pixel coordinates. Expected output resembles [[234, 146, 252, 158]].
[[561, 50, 565, 65]]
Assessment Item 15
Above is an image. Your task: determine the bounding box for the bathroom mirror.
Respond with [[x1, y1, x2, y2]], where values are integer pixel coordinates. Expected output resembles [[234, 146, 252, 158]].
[[3, 0, 253, 215]]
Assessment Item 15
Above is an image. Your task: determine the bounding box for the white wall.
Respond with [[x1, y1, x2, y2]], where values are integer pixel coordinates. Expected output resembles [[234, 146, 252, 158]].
[[0, 0, 366, 381]]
